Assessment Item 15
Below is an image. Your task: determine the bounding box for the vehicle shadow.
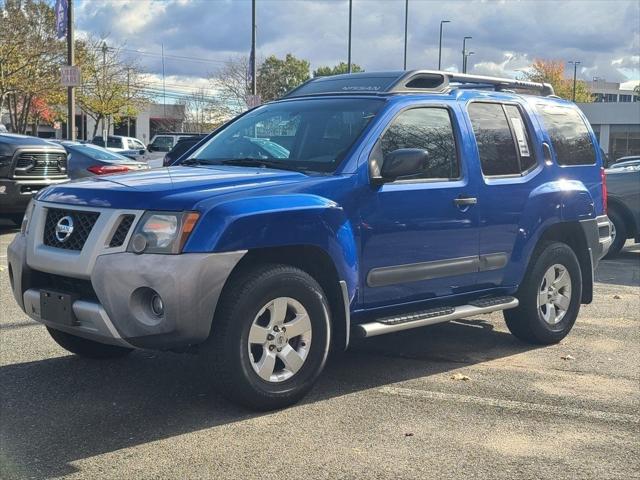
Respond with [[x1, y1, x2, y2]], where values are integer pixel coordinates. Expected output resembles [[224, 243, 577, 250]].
[[595, 243, 640, 288], [0, 318, 535, 478]]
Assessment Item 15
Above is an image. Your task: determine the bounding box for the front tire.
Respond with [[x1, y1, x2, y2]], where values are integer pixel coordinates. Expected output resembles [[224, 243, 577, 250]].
[[202, 264, 332, 411], [504, 242, 582, 345], [605, 208, 627, 258], [47, 327, 133, 358]]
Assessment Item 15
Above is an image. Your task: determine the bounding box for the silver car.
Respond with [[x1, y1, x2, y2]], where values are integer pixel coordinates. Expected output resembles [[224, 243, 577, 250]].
[[57, 142, 149, 179]]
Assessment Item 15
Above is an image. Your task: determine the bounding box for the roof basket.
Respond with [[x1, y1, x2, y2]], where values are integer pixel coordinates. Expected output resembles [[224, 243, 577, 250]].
[[283, 70, 555, 98]]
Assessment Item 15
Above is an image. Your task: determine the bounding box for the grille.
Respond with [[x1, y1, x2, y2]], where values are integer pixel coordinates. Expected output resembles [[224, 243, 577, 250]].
[[109, 215, 135, 247], [43, 208, 100, 251], [14, 151, 67, 177]]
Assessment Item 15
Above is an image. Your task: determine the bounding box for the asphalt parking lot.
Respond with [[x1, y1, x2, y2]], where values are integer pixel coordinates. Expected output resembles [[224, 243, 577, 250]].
[[1, 222, 638, 480]]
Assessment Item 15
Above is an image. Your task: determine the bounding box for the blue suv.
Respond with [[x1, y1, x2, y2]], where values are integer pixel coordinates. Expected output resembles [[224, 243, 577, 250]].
[[8, 71, 612, 410]]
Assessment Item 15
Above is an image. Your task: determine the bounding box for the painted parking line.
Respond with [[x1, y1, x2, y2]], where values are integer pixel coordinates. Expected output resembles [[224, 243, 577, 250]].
[[379, 386, 639, 424]]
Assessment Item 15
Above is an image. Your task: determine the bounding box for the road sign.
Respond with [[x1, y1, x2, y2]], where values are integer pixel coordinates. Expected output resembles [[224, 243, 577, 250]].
[[60, 66, 81, 87]]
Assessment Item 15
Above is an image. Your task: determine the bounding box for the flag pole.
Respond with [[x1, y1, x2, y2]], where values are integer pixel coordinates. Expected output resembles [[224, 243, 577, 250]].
[[66, 0, 75, 140]]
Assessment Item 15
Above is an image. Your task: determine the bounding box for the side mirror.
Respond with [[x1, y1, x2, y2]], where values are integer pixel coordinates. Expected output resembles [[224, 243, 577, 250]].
[[147, 145, 154, 152], [139, 149, 145, 155], [379, 148, 428, 182]]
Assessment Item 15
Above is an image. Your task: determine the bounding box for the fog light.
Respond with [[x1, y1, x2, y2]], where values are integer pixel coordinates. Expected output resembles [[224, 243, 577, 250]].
[[150, 293, 164, 317]]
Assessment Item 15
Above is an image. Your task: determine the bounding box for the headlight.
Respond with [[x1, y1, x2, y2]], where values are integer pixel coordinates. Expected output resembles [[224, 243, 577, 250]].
[[128, 211, 200, 254], [20, 200, 35, 234]]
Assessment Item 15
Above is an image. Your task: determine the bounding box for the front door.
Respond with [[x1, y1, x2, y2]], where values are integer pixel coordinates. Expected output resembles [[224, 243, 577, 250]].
[[359, 105, 480, 308]]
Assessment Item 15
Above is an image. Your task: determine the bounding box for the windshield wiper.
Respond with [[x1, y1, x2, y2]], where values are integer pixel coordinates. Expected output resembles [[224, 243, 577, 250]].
[[219, 158, 307, 173], [180, 158, 211, 166]]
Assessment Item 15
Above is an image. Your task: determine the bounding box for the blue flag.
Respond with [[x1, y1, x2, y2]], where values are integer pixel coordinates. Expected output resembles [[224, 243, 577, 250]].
[[55, 0, 68, 40]]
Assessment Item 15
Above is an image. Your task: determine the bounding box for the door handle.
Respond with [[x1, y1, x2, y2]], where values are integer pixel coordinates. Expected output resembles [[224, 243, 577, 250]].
[[454, 196, 478, 207]]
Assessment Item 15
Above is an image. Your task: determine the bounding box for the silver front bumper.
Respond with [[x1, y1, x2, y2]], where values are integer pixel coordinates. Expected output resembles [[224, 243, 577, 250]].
[[7, 201, 246, 350]]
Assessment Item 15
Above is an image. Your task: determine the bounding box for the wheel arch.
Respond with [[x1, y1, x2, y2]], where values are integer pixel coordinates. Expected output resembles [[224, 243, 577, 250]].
[[215, 244, 352, 351], [533, 222, 593, 304]]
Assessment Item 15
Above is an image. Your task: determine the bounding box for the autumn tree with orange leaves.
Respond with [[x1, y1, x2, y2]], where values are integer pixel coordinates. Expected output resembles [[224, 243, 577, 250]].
[[521, 59, 592, 102]]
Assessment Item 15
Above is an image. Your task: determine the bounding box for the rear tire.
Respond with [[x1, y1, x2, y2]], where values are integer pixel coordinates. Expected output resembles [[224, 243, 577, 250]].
[[47, 327, 133, 358], [201, 264, 331, 411], [504, 242, 582, 345], [605, 208, 627, 258]]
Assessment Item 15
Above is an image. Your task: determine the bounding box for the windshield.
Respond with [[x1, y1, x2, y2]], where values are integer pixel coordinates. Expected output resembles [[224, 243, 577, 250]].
[[187, 98, 383, 172]]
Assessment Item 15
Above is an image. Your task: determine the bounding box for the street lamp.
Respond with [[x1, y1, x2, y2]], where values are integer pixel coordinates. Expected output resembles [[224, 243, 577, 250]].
[[347, 0, 353, 73], [568, 60, 581, 102], [462, 36, 472, 73], [438, 20, 450, 70], [403, 0, 409, 70], [464, 51, 475, 73]]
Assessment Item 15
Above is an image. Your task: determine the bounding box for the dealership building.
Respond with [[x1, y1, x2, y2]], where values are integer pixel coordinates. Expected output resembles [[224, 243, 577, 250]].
[[577, 79, 640, 162]]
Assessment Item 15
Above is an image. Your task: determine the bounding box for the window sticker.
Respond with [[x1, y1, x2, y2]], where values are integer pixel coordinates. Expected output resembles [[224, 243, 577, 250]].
[[510, 116, 530, 157]]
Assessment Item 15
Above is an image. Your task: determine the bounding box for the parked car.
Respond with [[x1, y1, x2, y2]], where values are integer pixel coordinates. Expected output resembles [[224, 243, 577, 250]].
[[605, 162, 640, 256], [0, 133, 68, 224], [91, 135, 148, 161], [8, 70, 612, 410], [609, 155, 640, 170], [162, 135, 207, 166], [54, 141, 150, 179], [148, 132, 201, 153]]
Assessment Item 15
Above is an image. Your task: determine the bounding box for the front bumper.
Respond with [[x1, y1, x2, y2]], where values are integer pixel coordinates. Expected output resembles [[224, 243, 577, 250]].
[[0, 178, 67, 214], [8, 220, 245, 350]]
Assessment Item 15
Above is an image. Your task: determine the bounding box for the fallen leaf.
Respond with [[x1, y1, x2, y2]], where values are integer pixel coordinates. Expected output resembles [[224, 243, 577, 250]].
[[404, 432, 414, 437], [561, 354, 575, 361], [613, 295, 621, 299], [451, 373, 470, 381]]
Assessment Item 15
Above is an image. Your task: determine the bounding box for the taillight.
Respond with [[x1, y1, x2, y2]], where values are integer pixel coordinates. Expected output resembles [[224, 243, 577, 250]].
[[600, 167, 607, 214], [87, 165, 133, 175]]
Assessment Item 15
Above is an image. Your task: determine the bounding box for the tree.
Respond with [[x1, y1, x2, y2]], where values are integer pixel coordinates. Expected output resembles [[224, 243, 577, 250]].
[[521, 59, 592, 102], [178, 88, 226, 133], [0, 0, 66, 133], [257, 54, 310, 102], [208, 55, 254, 117], [76, 39, 147, 138], [313, 62, 363, 77]]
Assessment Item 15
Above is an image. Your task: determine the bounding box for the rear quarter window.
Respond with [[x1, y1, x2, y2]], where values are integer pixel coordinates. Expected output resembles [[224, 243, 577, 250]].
[[536, 104, 596, 166]]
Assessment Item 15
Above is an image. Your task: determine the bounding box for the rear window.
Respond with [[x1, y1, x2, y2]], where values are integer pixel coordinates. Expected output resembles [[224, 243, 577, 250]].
[[536, 104, 596, 166]]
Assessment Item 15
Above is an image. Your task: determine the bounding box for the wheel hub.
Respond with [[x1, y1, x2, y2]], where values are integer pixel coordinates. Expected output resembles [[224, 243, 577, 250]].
[[247, 297, 313, 383], [537, 264, 572, 326]]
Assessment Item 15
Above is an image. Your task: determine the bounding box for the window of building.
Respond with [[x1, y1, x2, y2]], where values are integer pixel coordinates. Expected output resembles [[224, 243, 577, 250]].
[[609, 124, 640, 161], [619, 94, 632, 103], [468, 102, 535, 176], [603, 93, 618, 102], [376, 107, 459, 180], [536, 104, 596, 166]]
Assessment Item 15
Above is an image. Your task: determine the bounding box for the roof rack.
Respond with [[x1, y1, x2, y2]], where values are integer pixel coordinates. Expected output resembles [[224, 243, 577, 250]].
[[283, 70, 554, 98]]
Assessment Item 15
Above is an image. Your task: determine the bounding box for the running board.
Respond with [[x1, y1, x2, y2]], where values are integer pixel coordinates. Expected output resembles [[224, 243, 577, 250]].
[[354, 296, 519, 338]]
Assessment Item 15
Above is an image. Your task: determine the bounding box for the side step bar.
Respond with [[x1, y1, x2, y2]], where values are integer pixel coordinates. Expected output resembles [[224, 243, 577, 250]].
[[354, 296, 519, 338]]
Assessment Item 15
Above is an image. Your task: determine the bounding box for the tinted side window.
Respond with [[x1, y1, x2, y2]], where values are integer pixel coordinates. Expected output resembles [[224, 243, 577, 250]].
[[379, 108, 459, 179], [503, 105, 536, 171], [468, 103, 520, 176], [536, 104, 596, 165]]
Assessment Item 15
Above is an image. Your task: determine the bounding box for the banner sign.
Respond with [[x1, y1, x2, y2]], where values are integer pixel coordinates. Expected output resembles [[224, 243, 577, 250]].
[[55, 0, 68, 40]]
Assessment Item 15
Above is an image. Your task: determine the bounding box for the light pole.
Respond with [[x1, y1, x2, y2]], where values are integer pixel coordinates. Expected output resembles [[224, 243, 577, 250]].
[[462, 36, 471, 73], [347, 0, 353, 73], [251, 0, 257, 95], [403, 0, 409, 70], [438, 20, 450, 70], [463, 51, 474, 73], [568, 60, 581, 102]]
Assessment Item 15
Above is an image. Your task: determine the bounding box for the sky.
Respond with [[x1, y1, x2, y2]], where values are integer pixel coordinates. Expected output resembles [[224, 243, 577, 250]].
[[74, 0, 640, 98]]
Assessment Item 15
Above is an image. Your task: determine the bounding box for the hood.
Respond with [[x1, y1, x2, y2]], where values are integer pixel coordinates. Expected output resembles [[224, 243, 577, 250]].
[[37, 165, 309, 210]]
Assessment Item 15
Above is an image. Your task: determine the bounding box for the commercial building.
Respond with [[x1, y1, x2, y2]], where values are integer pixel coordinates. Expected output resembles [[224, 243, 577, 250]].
[[578, 79, 640, 162]]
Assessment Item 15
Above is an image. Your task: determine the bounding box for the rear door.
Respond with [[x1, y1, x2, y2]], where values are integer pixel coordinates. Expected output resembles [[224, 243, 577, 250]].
[[359, 104, 480, 308], [465, 101, 541, 289]]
